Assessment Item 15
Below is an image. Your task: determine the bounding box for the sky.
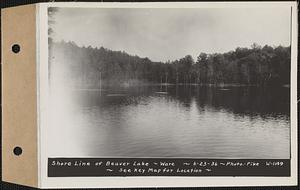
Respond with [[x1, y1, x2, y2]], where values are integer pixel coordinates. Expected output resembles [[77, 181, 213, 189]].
[[50, 7, 291, 62]]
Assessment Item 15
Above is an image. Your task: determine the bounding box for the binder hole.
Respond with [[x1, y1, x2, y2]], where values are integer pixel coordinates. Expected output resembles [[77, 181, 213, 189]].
[[12, 44, 20, 53], [13, 146, 22, 156]]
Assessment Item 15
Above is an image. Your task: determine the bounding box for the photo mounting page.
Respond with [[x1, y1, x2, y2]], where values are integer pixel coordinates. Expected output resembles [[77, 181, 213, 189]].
[[39, 2, 298, 188]]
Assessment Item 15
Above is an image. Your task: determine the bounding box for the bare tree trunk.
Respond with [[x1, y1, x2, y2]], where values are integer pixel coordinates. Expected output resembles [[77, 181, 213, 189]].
[[165, 72, 168, 84], [99, 71, 102, 95]]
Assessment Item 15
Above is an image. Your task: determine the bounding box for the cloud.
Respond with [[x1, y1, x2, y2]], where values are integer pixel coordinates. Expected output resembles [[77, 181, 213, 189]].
[[51, 7, 291, 62]]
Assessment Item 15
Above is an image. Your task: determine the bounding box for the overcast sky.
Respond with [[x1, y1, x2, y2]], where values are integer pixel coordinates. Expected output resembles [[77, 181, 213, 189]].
[[50, 7, 291, 62]]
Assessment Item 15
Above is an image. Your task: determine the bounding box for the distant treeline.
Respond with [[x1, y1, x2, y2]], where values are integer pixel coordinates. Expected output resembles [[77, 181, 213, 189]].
[[49, 41, 290, 88]]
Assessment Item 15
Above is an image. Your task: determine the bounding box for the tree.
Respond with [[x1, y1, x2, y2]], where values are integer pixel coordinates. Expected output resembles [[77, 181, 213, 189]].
[[49, 40, 291, 88]]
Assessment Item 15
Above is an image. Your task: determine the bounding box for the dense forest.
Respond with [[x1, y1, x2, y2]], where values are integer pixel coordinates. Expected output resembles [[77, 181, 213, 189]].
[[48, 7, 290, 88], [49, 40, 290, 88]]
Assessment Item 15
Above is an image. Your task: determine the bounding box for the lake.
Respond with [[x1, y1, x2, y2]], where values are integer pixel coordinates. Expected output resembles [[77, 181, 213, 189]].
[[49, 85, 290, 158]]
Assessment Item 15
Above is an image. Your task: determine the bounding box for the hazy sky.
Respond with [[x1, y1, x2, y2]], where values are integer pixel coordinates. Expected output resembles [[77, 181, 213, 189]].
[[50, 7, 291, 62]]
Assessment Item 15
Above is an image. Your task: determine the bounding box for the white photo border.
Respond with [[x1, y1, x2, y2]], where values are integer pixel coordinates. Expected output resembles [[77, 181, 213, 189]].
[[38, 2, 298, 188]]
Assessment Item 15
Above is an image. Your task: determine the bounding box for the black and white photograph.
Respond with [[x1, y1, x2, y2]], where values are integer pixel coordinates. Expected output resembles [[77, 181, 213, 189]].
[[47, 5, 292, 159], [0, 1, 297, 189]]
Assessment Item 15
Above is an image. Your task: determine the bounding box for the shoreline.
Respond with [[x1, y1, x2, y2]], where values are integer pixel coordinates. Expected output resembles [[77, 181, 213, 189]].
[[69, 83, 290, 91]]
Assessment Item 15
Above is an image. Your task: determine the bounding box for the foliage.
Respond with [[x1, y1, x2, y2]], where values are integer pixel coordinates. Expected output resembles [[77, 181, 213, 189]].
[[49, 41, 290, 88]]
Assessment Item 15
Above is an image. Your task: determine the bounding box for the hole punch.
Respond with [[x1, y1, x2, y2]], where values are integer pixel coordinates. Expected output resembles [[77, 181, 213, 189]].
[[12, 44, 20, 53], [13, 146, 22, 156]]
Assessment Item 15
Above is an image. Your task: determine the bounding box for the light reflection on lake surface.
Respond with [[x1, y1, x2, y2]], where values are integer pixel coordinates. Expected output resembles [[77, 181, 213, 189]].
[[50, 86, 290, 158]]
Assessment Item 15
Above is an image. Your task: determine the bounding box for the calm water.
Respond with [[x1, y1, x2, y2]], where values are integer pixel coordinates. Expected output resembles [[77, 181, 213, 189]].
[[50, 85, 290, 158]]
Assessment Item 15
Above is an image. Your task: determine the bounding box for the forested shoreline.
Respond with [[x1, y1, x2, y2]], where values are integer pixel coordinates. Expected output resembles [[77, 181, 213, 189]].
[[49, 41, 290, 88]]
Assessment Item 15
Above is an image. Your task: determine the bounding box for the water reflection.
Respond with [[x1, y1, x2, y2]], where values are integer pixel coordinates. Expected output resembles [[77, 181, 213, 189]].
[[78, 85, 290, 118], [51, 85, 290, 158]]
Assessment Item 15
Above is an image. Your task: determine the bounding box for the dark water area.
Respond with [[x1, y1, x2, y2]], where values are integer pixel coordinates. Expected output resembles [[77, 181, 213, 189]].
[[52, 85, 290, 158], [81, 85, 290, 119]]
